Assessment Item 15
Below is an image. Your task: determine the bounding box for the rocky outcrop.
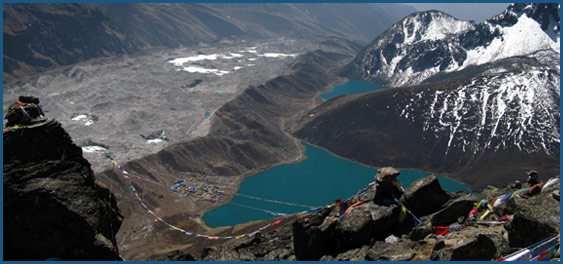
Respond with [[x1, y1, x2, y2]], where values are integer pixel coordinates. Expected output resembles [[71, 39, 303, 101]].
[[506, 191, 561, 248], [431, 231, 502, 261], [3, 120, 123, 260], [430, 194, 475, 227], [188, 172, 560, 261], [401, 175, 451, 216]]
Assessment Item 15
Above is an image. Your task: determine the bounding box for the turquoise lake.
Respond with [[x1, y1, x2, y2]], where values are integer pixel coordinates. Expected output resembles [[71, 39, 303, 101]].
[[203, 143, 472, 228], [320, 80, 387, 100]]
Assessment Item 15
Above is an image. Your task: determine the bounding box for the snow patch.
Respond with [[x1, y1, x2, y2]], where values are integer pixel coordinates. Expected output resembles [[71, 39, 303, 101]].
[[181, 66, 230, 76], [147, 139, 166, 144], [71, 114, 96, 126], [82, 146, 107, 153], [258, 53, 299, 58]]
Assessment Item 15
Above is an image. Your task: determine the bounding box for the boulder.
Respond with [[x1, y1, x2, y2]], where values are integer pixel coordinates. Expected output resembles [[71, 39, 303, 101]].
[[430, 194, 476, 226], [3, 120, 122, 260], [401, 175, 451, 217], [432, 234, 497, 261], [357, 186, 376, 202], [293, 201, 408, 260], [407, 220, 434, 241], [293, 207, 339, 260], [506, 192, 560, 247], [334, 245, 370, 261], [334, 202, 402, 250], [202, 223, 296, 261], [164, 250, 196, 261], [366, 240, 417, 261], [375, 167, 400, 182], [430, 226, 508, 261]]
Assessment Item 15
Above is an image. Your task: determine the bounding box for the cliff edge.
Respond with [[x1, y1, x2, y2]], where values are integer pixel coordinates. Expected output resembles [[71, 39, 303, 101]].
[[3, 119, 123, 260]]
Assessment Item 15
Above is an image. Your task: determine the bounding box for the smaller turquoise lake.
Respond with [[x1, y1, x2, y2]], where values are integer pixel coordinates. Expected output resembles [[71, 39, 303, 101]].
[[321, 80, 387, 100], [203, 143, 471, 228]]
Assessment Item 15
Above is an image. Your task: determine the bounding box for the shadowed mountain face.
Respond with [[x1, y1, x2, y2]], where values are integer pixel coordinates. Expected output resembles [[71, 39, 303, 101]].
[[3, 3, 137, 83]]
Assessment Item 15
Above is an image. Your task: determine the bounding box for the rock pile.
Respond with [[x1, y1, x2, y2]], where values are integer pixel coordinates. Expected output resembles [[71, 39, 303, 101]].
[[195, 169, 560, 261]]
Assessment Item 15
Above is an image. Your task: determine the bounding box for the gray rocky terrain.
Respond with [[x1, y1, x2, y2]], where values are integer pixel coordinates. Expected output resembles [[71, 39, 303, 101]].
[[4, 36, 358, 173]]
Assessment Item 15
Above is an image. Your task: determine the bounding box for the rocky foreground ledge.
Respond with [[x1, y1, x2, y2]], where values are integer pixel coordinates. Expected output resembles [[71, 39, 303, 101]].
[[185, 173, 560, 261], [3, 120, 123, 260]]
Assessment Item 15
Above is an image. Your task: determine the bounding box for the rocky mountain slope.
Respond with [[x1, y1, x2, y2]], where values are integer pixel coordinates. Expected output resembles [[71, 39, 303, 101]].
[[3, 120, 123, 260], [3, 3, 137, 84], [341, 3, 560, 86], [295, 3, 560, 190]]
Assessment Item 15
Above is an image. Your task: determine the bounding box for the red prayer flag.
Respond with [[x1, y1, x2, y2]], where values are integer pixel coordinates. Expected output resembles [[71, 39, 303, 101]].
[[435, 226, 450, 236]]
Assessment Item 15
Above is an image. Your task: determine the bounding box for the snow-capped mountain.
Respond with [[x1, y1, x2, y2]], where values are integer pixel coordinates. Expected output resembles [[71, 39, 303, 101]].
[[342, 3, 560, 87]]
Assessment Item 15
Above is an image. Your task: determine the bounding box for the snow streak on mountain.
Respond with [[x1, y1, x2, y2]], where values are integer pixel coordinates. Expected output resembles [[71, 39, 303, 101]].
[[398, 70, 560, 157]]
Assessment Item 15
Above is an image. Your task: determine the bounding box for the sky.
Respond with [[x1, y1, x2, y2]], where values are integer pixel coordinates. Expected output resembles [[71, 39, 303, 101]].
[[407, 3, 511, 22]]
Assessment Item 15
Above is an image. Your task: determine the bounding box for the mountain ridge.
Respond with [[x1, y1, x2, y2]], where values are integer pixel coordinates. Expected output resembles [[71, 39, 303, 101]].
[[341, 3, 559, 87]]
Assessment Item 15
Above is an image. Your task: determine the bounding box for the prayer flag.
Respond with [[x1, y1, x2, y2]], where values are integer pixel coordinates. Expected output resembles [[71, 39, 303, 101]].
[[504, 249, 531, 261], [435, 226, 450, 236]]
